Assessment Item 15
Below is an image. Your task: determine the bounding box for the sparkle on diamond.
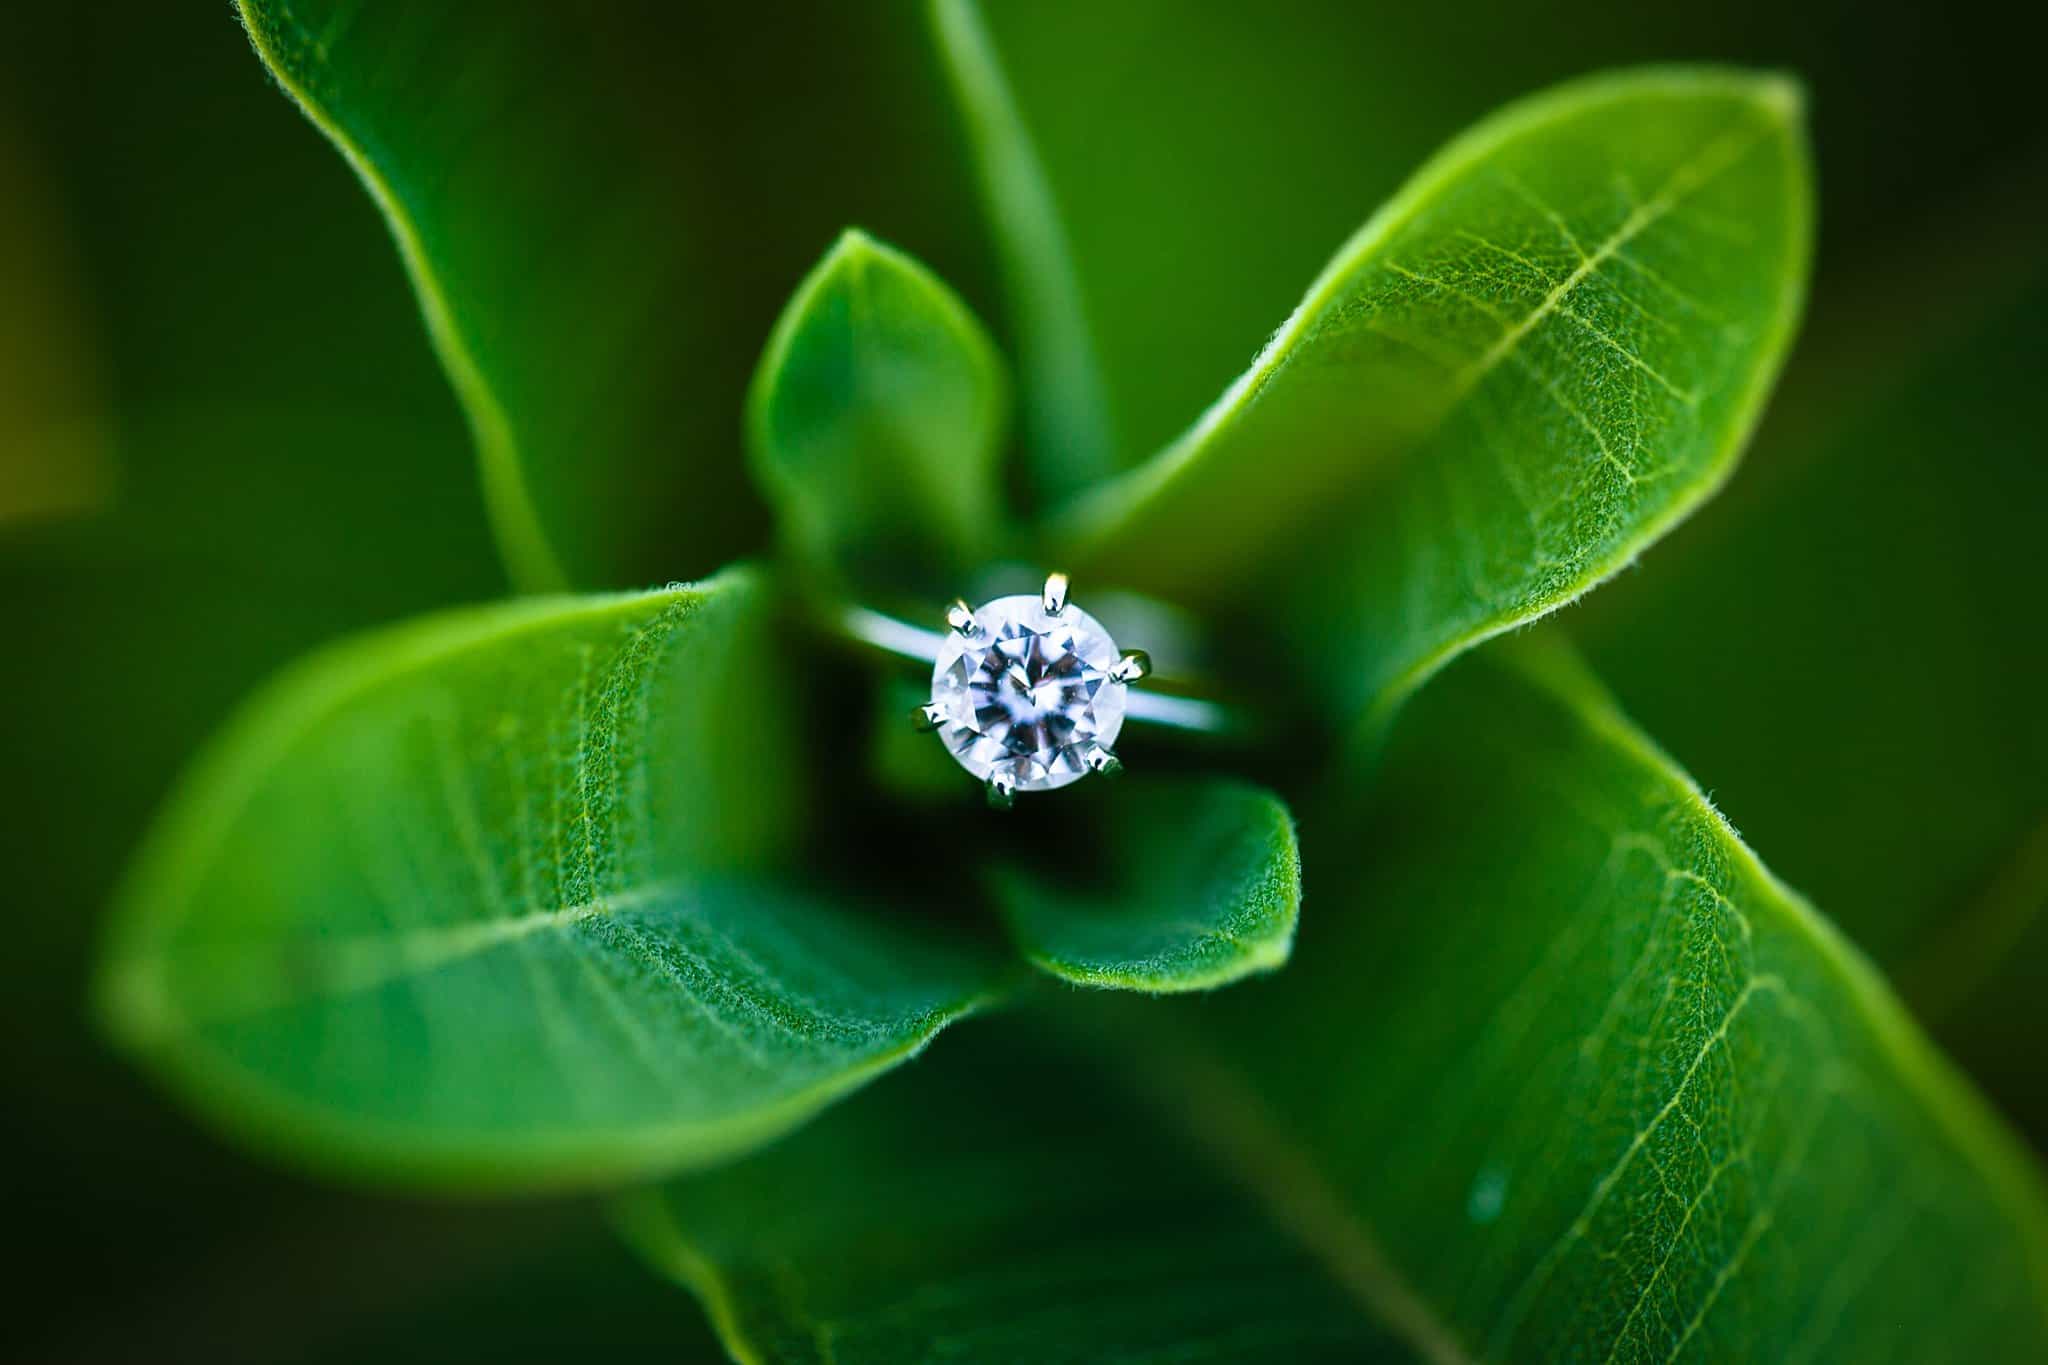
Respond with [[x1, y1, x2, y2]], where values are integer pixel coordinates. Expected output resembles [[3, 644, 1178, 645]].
[[930, 594, 1126, 792]]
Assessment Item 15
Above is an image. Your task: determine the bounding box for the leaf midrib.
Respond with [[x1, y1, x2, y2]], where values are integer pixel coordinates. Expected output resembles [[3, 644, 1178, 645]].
[[99, 586, 710, 1033], [104, 878, 683, 1028]]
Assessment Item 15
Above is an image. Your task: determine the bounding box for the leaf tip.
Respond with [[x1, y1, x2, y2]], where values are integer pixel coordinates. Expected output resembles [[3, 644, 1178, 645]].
[[1742, 70, 1807, 130], [825, 224, 881, 268], [794, 226, 936, 318], [819, 226, 932, 289], [1756, 72, 1805, 117]]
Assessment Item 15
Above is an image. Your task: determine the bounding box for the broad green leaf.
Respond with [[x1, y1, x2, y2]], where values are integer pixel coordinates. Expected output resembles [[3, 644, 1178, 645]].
[[98, 570, 1005, 1188], [620, 630, 2048, 1360], [615, 1025, 1406, 1364], [1578, 266, 2048, 1134], [234, 1, 984, 591], [963, 3, 2031, 473], [750, 229, 1007, 596], [927, 0, 1114, 500], [1054, 68, 1812, 733], [993, 778, 1299, 992], [1163, 639, 2048, 1359]]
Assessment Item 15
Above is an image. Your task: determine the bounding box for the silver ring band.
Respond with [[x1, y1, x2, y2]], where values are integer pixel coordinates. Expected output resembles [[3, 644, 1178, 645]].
[[834, 603, 1244, 737]]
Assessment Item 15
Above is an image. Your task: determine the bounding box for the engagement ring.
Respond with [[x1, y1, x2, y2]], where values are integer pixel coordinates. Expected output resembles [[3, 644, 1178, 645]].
[[838, 572, 1239, 807]]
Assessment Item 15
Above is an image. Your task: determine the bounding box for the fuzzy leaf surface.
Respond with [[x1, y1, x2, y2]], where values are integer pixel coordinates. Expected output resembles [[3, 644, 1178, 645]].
[[993, 778, 1299, 993], [1579, 268, 2048, 1134], [1057, 68, 1811, 732], [621, 642, 2048, 1359], [1165, 641, 2048, 1360], [99, 571, 1002, 1188]]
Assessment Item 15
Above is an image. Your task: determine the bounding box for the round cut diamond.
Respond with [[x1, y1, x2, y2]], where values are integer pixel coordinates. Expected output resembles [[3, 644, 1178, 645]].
[[930, 594, 1127, 792]]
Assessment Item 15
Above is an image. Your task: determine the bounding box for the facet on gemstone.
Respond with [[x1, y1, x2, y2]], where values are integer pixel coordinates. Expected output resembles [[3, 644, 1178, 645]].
[[929, 594, 1127, 792]]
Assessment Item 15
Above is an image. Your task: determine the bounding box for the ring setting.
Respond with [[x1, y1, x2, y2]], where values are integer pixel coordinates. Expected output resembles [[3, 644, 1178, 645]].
[[913, 573, 1152, 807], [836, 570, 1235, 806]]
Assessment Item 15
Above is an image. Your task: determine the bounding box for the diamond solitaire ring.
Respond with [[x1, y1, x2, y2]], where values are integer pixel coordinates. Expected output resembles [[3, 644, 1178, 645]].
[[836, 572, 1238, 807]]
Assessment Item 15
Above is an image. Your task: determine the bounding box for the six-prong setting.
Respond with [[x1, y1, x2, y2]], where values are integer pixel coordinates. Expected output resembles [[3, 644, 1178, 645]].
[[924, 573, 1136, 802]]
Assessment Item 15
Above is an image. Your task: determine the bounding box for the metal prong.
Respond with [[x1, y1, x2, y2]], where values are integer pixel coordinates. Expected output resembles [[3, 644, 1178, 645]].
[[1042, 571, 1070, 615], [1109, 649, 1152, 684], [985, 773, 1017, 810], [945, 599, 977, 635], [1085, 745, 1124, 778], [911, 702, 945, 733]]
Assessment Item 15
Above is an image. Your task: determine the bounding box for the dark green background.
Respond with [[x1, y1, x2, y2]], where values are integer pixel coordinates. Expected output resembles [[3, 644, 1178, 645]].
[[2, 2, 2039, 1358]]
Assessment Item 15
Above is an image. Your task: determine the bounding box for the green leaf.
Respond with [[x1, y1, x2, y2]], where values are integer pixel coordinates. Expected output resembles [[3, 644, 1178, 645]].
[[615, 1025, 1406, 1364], [1053, 68, 1812, 733], [993, 778, 1299, 992], [625, 642, 2048, 1357], [97, 570, 1005, 1188], [954, 3, 2022, 470], [927, 0, 1115, 500], [1164, 638, 2048, 1359], [234, 1, 982, 591], [1578, 263, 2048, 1134], [749, 229, 1008, 596]]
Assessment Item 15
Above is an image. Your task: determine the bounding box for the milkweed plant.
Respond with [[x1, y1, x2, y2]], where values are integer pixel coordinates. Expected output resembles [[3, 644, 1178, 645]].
[[80, 1, 2048, 1360]]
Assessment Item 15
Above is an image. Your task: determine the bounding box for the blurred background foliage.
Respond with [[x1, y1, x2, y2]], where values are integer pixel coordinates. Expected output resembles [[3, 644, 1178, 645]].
[[0, 0, 2039, 1357]]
